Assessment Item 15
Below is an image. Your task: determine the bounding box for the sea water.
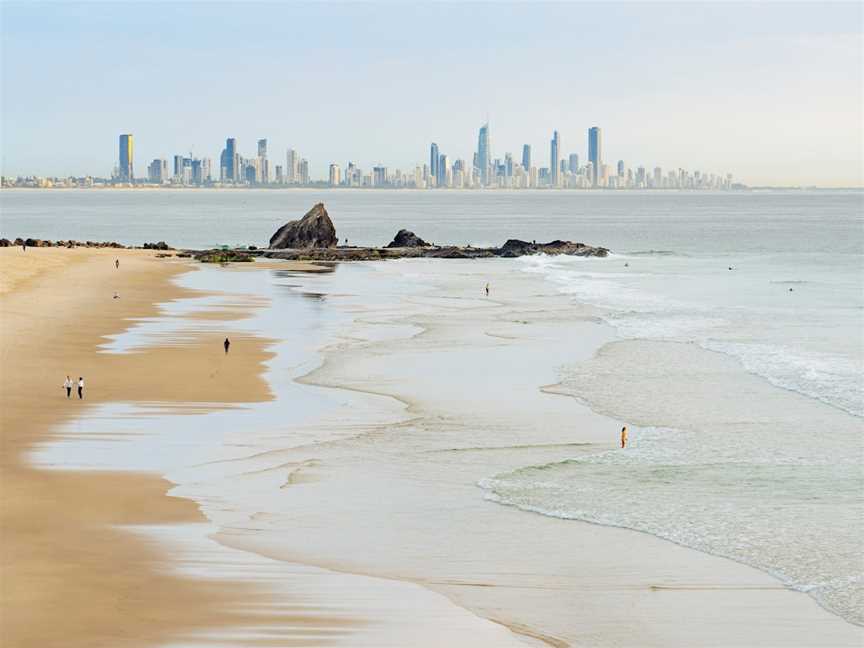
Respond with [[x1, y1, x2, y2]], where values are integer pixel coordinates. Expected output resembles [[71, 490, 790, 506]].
[[14, 189, 864, 627]]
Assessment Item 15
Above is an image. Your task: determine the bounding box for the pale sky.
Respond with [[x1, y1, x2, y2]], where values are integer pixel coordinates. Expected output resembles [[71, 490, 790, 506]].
[[1, 2, 862, 186]]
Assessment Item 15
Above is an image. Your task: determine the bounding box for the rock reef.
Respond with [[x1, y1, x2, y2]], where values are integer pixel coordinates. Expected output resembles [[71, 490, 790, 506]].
[[269, 203, 337, 249]]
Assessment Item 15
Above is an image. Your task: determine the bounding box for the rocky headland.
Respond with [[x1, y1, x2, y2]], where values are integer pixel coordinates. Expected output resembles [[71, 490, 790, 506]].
[[256, 202, 608, 262], [3, 202, 609, 263]]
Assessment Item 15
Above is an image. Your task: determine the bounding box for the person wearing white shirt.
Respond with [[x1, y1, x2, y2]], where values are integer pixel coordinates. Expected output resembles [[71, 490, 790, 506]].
[[77, 377, 84, 400], [63, 376, 72, 398]]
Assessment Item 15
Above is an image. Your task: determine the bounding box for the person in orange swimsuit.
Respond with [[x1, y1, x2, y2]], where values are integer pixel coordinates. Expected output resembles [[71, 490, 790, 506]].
[[620, 426, 628, 449]]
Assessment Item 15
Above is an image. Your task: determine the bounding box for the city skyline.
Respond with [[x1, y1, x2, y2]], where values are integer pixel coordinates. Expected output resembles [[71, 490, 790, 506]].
[[2, 122, 739, 190], [1, 3, 862, 186]]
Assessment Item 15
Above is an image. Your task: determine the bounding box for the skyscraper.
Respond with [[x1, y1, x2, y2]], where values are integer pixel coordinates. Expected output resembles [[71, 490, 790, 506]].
[[588, 127, 602, 187], [477, 123, 491, 187], [225, 138, 237, 182], [568, 154, 579, 174], [258, 139, 268, 184], [438, 154, 449, 188], [550, 131, 560, 187], [329, 163, 341, 186], [118, 134, 134, 182], [286, 149, 298, 184], [430, 143, 439, 187], [617, 160, 625, 177], [522, 144, 531, 170]]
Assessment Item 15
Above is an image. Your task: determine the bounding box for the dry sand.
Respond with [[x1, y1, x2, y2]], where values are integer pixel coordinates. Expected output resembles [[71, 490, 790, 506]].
[[0, 247, 280, 647]]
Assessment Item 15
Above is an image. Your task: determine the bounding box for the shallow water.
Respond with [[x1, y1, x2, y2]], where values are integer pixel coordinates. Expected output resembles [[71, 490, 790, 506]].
[[23, 189, 864, 636]]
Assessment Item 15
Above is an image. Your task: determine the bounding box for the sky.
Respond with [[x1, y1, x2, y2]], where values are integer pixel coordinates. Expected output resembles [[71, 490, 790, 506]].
[[1, 1, 862, 186]]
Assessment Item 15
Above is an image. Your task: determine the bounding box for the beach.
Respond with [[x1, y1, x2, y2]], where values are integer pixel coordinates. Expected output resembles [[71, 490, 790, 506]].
[[2, 236, 861, 646]]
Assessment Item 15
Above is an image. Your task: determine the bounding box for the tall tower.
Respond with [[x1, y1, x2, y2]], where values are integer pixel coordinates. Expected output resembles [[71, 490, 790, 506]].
[[286, 149, 298, 184], [477, 123, 491, 187], [550, 130, 560, 187], [588, 127, 602, 187], [522, 144, 531, 170], [118, 134, 134, 182], [430, 143, 439, 187], [225, 138, 237, 182]]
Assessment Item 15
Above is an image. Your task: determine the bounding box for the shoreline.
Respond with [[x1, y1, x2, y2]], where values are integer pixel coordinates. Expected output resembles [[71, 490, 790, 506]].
[[4, 248, 861, 646], [0, 247, 280, 646], [209, 257, 862, 645]]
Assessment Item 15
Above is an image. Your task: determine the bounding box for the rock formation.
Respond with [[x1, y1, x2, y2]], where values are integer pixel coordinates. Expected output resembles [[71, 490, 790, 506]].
[[386, 229, 431, 248], [269, 203, 337, 249]]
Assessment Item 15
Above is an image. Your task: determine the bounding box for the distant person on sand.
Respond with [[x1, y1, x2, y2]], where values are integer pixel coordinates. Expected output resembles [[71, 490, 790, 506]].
[[115, 259, 119, 269], [77, 377, 84, 400], [485, 282, 490, 297], [63, 375, 73, 398], [224, 337, 231, 354], [620, 426, 628, 448], [22, 242, 26, 252]]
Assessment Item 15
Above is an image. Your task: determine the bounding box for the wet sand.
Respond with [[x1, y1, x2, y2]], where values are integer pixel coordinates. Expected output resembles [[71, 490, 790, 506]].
[[0, 247, 276, 647]]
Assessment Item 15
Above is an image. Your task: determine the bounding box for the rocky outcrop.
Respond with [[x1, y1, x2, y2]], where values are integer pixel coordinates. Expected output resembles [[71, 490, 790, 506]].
[[194, 249, 253, 263], [143, 241, 172, 250], [269, 203, 337, 249], [499, 239, 605, 258], [386, 229, 431, 248]]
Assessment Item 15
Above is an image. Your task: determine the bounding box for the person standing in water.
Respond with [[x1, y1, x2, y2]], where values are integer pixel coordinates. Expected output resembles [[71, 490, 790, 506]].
[[485, 282, 490, 297], [224, 337, 231, 354], [77, 377, 85, 400], [63, 375, 72, 398], [620, 426, 628, 448]]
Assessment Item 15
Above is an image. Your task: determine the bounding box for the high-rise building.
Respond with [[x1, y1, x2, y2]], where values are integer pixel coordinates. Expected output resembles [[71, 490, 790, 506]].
[[298, 158, 309, 184], [275, 165, 284, 184], [550, 131, 560, 187], [286, 149, 298, 184], [504, 153, 513, 178], [148, 158, 167, 184], [118, 134, 134, 182], [569, 154, 579, 174], [430, 143, 439, 188], [438, 155, 450, 188], [225, 138, 237, 182], [373, 166, 388, 187], [617, 160, 625, 177], [522, 144, 531, 170], [588, 127, 602, 187], [329, 163, 342, 186], [477, 123, 491, 187], [257, 139, 269, 184]]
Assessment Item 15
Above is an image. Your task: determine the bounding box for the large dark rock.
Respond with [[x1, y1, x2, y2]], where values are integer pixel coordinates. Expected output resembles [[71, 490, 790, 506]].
[[269, 203, 337, 249], [143, 241, 172, 250], [386, 229, 430, 248], [498, 238, 608, 258]]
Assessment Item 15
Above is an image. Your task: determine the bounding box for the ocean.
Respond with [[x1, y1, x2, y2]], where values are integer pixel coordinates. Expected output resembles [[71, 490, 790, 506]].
[[13, 188, 863, 632]]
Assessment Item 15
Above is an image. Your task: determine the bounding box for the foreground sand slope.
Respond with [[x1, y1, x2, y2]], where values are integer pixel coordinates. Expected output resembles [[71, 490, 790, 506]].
[[0, 248, 274, 647]]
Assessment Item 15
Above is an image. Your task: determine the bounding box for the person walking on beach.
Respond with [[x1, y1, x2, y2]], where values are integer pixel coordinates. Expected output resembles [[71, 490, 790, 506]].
[[115, 259, 119, 269], [224, 337, 231, 354], [63, 375, 73, 398], [620, 426, 628, 449], [77, 377, 85, 400]]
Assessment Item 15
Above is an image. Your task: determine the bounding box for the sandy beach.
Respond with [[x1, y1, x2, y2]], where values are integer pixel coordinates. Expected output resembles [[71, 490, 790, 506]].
[[2, 246, 862, 647], [0, 247, 277, 646]]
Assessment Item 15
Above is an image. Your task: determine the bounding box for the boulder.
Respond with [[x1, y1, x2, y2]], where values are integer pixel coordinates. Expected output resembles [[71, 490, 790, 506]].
[[499, 238, 608, 258], [386, 229, 430, 248], [0, 238, 10, 247], [269, 203, 337, 249], [143, 241, 172, 250]]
